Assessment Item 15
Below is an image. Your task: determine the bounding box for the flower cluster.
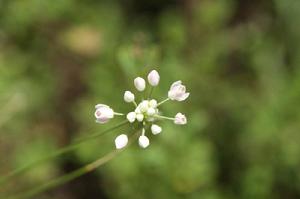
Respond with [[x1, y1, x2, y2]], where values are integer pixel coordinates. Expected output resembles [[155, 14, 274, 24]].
[[95, 70, 189, 149]]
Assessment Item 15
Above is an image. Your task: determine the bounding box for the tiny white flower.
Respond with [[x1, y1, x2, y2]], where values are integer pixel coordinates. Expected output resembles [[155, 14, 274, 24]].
[[134, 77, 146, 91], [149, 99, 157, 107], [139, 100, 149, 112], [115, 134, 128, 149], [136, 113, 144, 122], [147, 70, 160, 86], [138, 135, 150, 148], [174, 112, 187, 125], [151, 124, 162, 135], [95, 104, 114, 123], [168, 81, 190, 101], [147, 107, 156, 116], [126, 112, 136, 123], [124, 91, 135, 103]]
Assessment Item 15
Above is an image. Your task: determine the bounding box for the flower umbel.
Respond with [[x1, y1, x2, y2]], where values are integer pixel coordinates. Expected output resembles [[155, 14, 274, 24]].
[[95, 70, 189, 149]]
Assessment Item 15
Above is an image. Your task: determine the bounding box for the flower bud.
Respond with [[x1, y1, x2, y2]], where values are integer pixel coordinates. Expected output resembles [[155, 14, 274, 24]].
[[147, 107, 156, 116], [149, 99, 157, 107], [95, 104, 114, 123], [138, 135, 150, 148], [136, 113, 144, 122], [115, 134, 128, 149], [147, 70, 160, 86], [168, 81, 190, 101], [134, 77, 146, 91], [151, 124, 162, 135], [174, 112, 187, 125], [139, 100, 149, 112], [124, 91, 135, 103], [126, 112, 136, 123]]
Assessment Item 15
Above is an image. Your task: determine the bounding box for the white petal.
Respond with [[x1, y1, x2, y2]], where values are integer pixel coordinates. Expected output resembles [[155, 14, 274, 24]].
[[151, 124, 162, 135], [124, 91, 135, 103], [147, 70, 160, 86], [115, 134, 128, 149], [136, 113, 144, 122], [138, 135, 150, 148], [95, 104, 109, 109], [149, 99, 157, 107], [147, 107, 156, 116], [126, 112, 136, 123], [134, 77, 146, 91], [170, 80, 182, 90]]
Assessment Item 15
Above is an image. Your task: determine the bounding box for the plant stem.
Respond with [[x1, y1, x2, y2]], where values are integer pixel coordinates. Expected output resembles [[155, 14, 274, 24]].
[[156, 98, 170, 107], [114, 112, 124, 116], [0, 120, 128, 185], [6, 131, 139, 199], [148, 86, 154, 99], [154, 115, 174, 121]]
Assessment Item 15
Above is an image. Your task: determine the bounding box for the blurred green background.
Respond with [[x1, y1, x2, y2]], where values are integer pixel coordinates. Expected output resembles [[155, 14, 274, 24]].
[[1, 0, 300, 198]]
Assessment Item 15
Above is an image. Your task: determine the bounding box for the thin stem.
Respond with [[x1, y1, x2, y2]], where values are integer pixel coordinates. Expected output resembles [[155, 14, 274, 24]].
[[154, 115, 174, 121], [5, 131, 139, 199], [0, 120, 128, 185], [148, 86, 154, 99], [132, 101, 138, 107], [114, 112, 124, 116], [156, 98, 170, 107]]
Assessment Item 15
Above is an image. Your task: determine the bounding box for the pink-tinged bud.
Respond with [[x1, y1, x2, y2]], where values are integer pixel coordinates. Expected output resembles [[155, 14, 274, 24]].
[[174, 112, 187, 125], [115, 134, 128, 149], [147, 70, 160, 86], [95, 104, 114, 123], [168, 81, 190, 101], [134, 77, 146, 91]]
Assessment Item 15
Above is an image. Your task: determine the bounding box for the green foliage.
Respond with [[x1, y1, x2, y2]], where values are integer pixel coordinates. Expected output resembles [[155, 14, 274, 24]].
[[1, 0, 300, 198]]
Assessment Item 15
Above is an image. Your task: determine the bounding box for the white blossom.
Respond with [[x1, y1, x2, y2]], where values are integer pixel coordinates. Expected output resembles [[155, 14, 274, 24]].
[[126, 112, 136, 123], [115, 134, 128, 149], [134, 77, 146, 91], [168, 81, 190, 101], [151, 124, 162, 135], [138, 135, 150, 148], [124, 91, 135, 103], [174, 112, 187, 125], [136, 113, 144, 122], [95, 104, 114, 123], [147, 70, 160, 86], [94, 69, 190, 149]]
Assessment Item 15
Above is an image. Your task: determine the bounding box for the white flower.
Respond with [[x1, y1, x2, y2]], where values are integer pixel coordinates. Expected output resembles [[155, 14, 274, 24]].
[[151, 124, 162, 135], [95, 69, 190, 149], [138, 135, 150, 148], [126, 112, 136, 123], [147, 70, 160, 86], [134, 77, 146, 91], [95, 104, 114, 123], [124, 91, 135, 103], [147, 107, 156, 116], [136, 113, 144, 122], [168, 81, 190, 101], [149, 99, 157, 107], [174, 112, 187, 125], [115, 134, 128, 149], [139, 100, 149, 112]]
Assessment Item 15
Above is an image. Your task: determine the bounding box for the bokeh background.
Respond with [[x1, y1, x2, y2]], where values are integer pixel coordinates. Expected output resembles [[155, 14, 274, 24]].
[[1, 0, 300, 198]]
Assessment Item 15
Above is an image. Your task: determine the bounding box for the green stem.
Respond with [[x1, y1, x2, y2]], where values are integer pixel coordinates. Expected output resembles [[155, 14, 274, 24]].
[[6, 131, 139, 199], [156, 98, 170, 107], [154, 115, 174, 121], [0, 120, 128, 185], [114, 112, 124, 116], [148, 87, 154, 99]]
